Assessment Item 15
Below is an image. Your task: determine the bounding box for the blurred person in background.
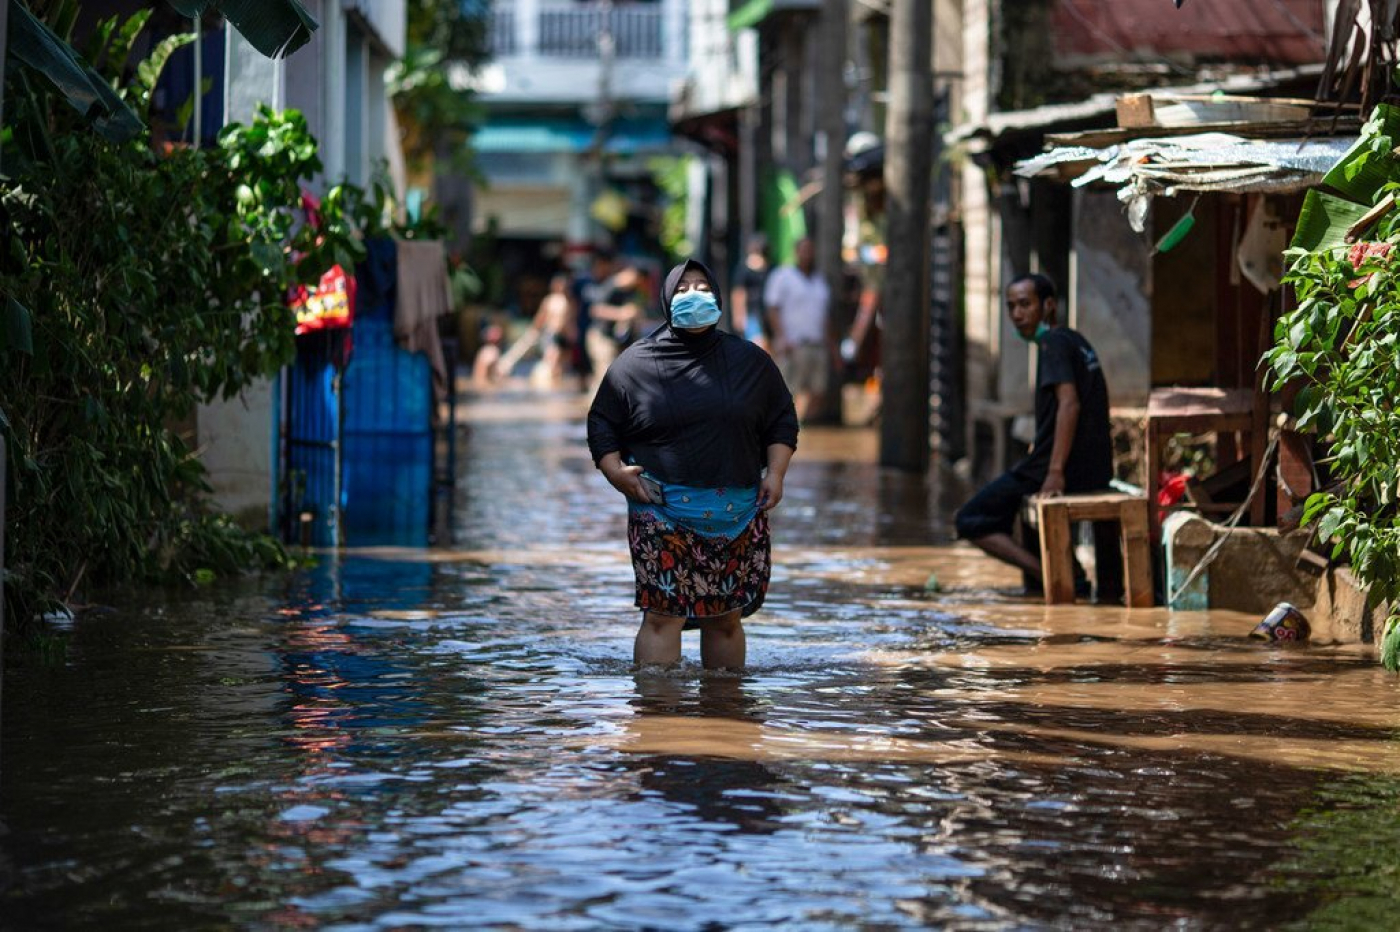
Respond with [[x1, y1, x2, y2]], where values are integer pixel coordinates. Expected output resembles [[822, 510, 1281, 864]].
[[586, 263, 644, 398], [729, 234, 772, 350], [764, 238, 833, 421]]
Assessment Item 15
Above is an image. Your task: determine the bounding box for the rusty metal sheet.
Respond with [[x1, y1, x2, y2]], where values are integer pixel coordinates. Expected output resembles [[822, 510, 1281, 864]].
[[1053, 0, 1327, 65]]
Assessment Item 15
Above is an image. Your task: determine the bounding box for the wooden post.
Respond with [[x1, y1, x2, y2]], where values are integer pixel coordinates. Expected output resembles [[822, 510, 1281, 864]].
[[817, 0, 848, 422], [1037, 500, 1076, 604], [1119, 496, 1153, 608], [880, 0, 933, 471]]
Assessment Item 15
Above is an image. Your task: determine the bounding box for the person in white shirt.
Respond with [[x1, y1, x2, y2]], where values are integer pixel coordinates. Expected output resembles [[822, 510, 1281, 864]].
[[763, 238, 832, 421]]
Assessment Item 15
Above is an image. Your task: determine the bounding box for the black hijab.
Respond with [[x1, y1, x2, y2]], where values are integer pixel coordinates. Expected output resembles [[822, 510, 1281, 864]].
[[652, 257, 723, 356], [586, 257, 799, 487]]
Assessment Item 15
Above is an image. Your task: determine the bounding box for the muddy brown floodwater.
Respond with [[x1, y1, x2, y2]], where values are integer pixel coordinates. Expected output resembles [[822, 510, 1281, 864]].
[[3, 391, 1399, 930]]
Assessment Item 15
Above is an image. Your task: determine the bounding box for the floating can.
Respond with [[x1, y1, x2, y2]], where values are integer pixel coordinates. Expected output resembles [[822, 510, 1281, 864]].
[[1250, 602, 1311, 642]]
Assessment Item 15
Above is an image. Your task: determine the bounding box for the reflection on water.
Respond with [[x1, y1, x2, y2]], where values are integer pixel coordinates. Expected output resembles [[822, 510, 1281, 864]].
[[2, 390, 1399, 928]]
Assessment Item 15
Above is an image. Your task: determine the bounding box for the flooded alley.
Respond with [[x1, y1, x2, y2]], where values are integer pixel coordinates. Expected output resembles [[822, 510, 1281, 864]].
[[3, 393, 1399, 930]]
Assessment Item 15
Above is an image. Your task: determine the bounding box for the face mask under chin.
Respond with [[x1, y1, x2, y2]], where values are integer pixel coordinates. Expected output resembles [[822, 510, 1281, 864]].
[[1017, 321, 1050, 344]]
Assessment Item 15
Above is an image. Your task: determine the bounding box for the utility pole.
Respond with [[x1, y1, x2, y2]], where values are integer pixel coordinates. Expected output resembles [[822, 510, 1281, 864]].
[[880, 0, 933, 472], [817, 0, 848, 422]]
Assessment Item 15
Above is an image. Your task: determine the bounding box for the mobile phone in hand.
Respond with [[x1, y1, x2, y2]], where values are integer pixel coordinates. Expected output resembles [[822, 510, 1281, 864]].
[[639, 474, 666, 506]]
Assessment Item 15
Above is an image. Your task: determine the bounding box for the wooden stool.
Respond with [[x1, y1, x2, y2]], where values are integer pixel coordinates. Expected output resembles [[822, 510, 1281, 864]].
[[1033, 493, 1153, 607]]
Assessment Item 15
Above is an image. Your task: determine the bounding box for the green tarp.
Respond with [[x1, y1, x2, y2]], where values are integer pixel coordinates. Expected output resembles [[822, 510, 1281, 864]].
[[727, 0, 773, 32], [761, 169, 807, 265]]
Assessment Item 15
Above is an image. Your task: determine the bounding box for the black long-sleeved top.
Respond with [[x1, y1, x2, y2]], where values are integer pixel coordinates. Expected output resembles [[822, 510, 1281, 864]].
[[587, 259, 799, 488]]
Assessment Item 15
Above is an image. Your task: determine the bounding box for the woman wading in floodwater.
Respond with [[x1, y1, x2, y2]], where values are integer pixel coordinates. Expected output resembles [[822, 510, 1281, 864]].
[[587, 258, 799, 670]]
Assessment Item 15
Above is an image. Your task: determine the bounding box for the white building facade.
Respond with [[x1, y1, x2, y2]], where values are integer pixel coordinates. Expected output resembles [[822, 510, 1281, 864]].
[[471, 0, 688, 251]]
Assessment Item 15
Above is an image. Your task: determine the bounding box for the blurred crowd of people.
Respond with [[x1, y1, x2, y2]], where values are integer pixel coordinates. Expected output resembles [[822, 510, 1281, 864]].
[[471, 237, 883, 420]]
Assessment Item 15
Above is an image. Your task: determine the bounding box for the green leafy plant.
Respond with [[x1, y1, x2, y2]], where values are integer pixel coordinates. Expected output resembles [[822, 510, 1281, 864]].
[[0, 11, 359, 628], [648, 155, 694, 263], [389, 0, 490, 184], [1266, 103, 1400, 669]]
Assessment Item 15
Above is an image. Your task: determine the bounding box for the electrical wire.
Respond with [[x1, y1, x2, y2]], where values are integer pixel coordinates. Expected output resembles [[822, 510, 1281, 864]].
[[1165, 432, 1281, 606]]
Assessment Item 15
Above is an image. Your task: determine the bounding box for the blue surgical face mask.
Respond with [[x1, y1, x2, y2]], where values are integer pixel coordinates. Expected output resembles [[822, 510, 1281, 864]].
[[1017, 322, 1051, 344], [670, 290, 721, 329]]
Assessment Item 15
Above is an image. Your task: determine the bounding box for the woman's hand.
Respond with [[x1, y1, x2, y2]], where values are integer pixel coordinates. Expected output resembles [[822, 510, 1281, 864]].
[[757, 472, 784, 511], [759, 443, 794, 511], [600, 454, 653, 503]]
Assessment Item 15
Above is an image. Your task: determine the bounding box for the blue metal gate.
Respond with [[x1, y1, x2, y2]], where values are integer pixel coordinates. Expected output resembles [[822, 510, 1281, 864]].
[[341, 307, 434, 547], [282, 331, 345, 547]]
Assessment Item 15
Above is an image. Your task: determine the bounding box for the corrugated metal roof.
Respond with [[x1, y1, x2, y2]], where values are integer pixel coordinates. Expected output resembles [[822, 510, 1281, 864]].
[[1052, 0, 1326, 66], [1015, 132, 1352, 196], [946, 65, 1325, 147]]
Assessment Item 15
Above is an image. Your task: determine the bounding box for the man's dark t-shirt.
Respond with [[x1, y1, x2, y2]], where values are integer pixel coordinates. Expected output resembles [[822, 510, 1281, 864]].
[[1013, 326, 1112, 491], [604, 283, 641, 348], [735, 263, 770, 337]]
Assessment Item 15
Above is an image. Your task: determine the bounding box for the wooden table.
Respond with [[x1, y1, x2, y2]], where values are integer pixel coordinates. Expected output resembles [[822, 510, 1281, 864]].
[[1145, 386, 1266, 540]]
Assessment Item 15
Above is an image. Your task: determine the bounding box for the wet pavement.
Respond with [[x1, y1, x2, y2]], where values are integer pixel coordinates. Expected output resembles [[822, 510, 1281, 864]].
[[3, 390, 1400, 929]]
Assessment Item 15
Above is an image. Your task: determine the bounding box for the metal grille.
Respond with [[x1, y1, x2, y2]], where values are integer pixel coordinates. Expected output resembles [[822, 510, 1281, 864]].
[[537, 7, 663, 58]]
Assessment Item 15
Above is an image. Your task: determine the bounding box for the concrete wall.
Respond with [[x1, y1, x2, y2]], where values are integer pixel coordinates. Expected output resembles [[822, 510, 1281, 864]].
[[675, 0, 758, 118], [196, 34, 286, 530], [284, 1, 326, 138], [959, 0, 996, 403], [1150, 195, 1218, 387], [1071, 188, 1152, 407], [198, 4, 405, 529], [1165, 513, 1384, 648], [344, 0, 407, 59]]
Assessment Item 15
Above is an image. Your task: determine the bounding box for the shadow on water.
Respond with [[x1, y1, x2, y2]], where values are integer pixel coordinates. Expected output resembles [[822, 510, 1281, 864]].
[[2, 393, 1400, 929]]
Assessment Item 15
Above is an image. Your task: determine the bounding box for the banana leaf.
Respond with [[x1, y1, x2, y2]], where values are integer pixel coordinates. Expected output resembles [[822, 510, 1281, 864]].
[[164, 0, 318, 59], [1290, 189, 1375, 252], [1321, 103, 1400, 204], [6, 2, 142, 142]]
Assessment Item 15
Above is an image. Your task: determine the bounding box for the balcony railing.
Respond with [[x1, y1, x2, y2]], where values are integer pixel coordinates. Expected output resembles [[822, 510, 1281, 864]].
[[489, 2, 667, 60], [490, 8, 517, 56], [540, 7, 662, 58]]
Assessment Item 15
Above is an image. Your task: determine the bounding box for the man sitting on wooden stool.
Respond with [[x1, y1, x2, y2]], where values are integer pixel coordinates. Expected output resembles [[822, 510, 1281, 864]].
[[954, 273, 1122, 602]]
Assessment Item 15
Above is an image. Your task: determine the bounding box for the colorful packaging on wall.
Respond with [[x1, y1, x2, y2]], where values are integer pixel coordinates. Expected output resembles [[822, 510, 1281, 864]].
[[291, 264, 356, 335]]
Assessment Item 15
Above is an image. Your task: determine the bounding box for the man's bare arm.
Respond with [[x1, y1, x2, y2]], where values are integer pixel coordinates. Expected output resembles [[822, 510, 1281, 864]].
[[1041, 382, 1080, 496]]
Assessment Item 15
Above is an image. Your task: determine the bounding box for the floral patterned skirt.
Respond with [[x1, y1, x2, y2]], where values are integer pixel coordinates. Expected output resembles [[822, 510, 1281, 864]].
[[627, 506, 771, 622]]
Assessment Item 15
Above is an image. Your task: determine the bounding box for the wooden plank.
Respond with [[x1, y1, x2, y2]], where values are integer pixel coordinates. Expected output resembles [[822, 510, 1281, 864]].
[[1052, 492, 1137, 504], [1118, 497, 1154, 608], [1146, 386, 1254, 419], [1044, 117, 1362, 150], [1116, 93, 1156, 128], [1061, 501, 1141, 522], [1037, 500, 1077, 604]]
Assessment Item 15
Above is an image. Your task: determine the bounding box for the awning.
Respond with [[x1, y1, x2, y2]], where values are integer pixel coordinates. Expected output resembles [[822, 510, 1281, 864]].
[[472, 117, 673, 155], [1015, 132, 1352, 194], [727, 0, 772, 31], [946, 65, 1324, 150], [1015, 131, 1353, 235], [726, 0, 820, 32]]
